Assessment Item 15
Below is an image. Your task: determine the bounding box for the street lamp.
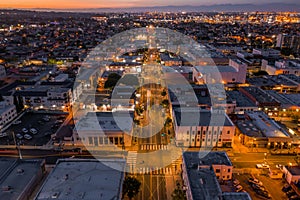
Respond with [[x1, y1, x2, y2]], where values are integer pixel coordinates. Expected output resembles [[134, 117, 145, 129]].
[[264, 153, 267, 163]]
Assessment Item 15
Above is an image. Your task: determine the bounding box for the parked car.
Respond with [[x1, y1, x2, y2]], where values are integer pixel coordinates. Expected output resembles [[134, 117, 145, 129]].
[[282, 185, 292, 192], [249, 178, 263, 186], [16, 133, 23, 140], [30, 128, 38, 135], [24, 134, 32, 140], [233, 179, 240, 186], [290, 195, 300, 200], [257, 190, 271, 199], [256, 163, 270, 169], [276, 164, 283, 169], [0, 132, 7, 138], [38, 121, 44, 125], [13, 120, 22, 125], [287, 190, 297, 196], [42, 117, 50, 122], [22, 128, 28, 133], [236, 185, 243, 192]]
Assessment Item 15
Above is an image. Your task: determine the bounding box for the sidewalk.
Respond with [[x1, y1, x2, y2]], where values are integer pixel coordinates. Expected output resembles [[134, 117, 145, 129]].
[[165, 175, 181, 200], [232, 136, 268, 154]]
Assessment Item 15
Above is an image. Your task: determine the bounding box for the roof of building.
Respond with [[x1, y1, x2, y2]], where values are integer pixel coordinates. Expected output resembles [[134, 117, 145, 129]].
[[160, 53, 182, 62], [241, 87, 280, 105], [183, 151, 232, 167], [173, 107, 233, 127], [0, 81, 36, 95], [237, 111, 289, 138], [35, 159, 125, 200], [0, 158, 16, 178], [286, 166, 300, 176], [248, 75, 298, 87], [222, 192, 252, 200], [282, 94, 300, 106], [163, 66, 193, 74], [226, 90, 257, 108], [187, 168, 222, 200], [0, 159, 43, 200], [194, 65, 237, 73], [0, 104, 15, 114], [183, 152, 232, 200], [265, 90, 296, 108], [236, 120, 264, 138], [283, 74, 300, 84], [76, 111, 134, 133]]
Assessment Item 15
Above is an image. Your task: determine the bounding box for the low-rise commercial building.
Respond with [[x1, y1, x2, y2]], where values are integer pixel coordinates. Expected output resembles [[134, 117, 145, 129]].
[[0, 65, 6, 79], [226, 90, 258, 114], [173, 107, 235, 148], [265, 60, 300, 76], [236, 111, 291, 148], [35, 159, 125, 200], [182, 152, 237, 200], [193, 59, 247, 84], [74, 111, 134, 147], [0, 104, 17, 130], [0, 159, 45, 200], [240, 87, 281, 116], [283, 165, 300, 184]]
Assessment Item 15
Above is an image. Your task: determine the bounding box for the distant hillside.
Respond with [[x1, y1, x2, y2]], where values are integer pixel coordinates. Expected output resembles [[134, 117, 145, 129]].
[[41, 3, 300, 13]]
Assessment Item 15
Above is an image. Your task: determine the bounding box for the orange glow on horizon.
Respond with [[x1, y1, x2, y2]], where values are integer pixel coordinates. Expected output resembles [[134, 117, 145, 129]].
[[0, 0, 138, 9]]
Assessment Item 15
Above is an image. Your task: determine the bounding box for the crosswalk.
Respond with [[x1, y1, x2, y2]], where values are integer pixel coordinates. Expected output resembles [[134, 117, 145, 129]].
[[140, 144, 169, 151], [135, 166, 174, 175], [127, 151, 138, 173], [126, 150, 178, 175]]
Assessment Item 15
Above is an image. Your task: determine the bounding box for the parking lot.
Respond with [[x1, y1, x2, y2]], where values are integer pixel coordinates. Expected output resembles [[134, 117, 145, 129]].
[[234, 173, 287, 200], [0, 112, 67, 146]]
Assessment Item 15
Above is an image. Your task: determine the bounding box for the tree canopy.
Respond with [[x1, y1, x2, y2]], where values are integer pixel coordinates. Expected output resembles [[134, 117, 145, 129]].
[[172, 182, 186, 200], [104, 73, 121, 89], [122, 176, 141, 200]]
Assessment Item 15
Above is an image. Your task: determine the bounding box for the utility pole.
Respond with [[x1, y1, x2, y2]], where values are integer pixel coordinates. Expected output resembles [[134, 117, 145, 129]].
[[12, 131, 22, 159]]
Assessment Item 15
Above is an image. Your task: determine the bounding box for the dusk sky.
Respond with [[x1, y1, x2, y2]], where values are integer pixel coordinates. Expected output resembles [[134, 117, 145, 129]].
[[0, 0, 299, 9]]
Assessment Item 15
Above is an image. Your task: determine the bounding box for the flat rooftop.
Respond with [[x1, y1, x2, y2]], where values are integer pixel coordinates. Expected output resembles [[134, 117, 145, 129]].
[[0, 104, 15, 114], [187, 168, 221, 200], [162, 66, 193, 74], [194, 65, 237, 73], [282, 94, 300, 106], [226, 90, 257, 108], [76, 111, 134, 133], [286, 166, 300, 176], [35, 159, 125, 200], [183, 152, 232, 200], [246, 111, 289, 138], [283, 74, 300, 84], [0, 158, 16, 179], [0, 159, 43, 200], [222, 192, 252, 200], [183, 151, 232, 167], [265, 90, 296, 108], [236, 120, 264, 138], [173, 107, 233, 127], [241, 87, 280, 104]]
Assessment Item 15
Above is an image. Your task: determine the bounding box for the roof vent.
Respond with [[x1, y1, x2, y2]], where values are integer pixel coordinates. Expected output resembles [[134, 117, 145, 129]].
[[64, 174, 69, 180], [199, 178, 204, 185], [51, 192, 60, 199], [2, 186, 12, 191]]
